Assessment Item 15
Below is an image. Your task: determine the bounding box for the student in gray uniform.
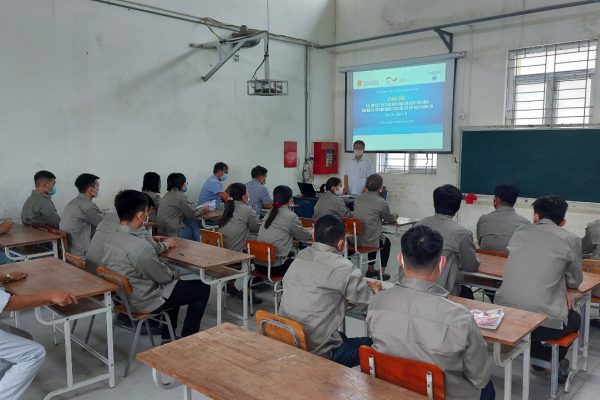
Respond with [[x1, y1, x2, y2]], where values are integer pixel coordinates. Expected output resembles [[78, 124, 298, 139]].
[[156, 173, 206, 241], [582, 218, 600, 328], [416, 184, 479, 297], [21, 170, 61, 228], [142, 172, 161, 222], [257, 185, 312, 276], [102, 190, 210, 342], [312, 177, 352, 220], [352, 174, 397, 280], [476, 184, 530, 252], [59, 173, 104, 257], [367, 225, 495, 400], [280, 215, 381, 367], [496, 196, 582, 382]]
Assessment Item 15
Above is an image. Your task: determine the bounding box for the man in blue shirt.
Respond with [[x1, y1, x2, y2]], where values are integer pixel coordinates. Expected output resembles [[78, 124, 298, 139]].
[[246, 165, 272, 217], [198, 162, 229, 206]]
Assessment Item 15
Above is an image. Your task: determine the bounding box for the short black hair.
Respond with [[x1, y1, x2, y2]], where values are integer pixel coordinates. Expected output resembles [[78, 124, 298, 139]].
[[533, 195, 568, 225], [166, 173, 186, 191], [353, 140, 366, 149], [315, 215, 345, 247], [115, 190, 150, 221], [34, 170, 56, 185], [142, 172, 161, 193], [325, 177, 342, 191], [251, 165, 268, 179], [433, 184, 462, 216], [74, 173, 99, 193], [401, 225, 444, 271], [495, 184, 519, 207], [365, 174, 383, 191], [213, 162, 228, 174]]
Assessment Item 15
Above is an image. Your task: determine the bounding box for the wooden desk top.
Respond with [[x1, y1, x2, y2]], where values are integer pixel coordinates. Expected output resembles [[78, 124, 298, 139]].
[[195, 210, 223, 221], [137, 323, 426, 400], [1, 258, 117, 305], [161, 238, 254, 269], [0, 223, 61, 247], [449, 296, 546, 346]]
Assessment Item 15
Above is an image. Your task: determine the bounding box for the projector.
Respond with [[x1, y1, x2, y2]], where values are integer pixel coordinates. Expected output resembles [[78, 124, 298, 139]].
[[247, 79, 288, 96]]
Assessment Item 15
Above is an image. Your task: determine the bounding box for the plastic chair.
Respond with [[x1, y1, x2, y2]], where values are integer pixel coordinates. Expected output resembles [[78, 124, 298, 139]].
[[531, 332, 579, 399], [255, 310, 308, 350], [359, 346, 446, 400], [245, 240, 282, 315], [342, 217, 383, 280]]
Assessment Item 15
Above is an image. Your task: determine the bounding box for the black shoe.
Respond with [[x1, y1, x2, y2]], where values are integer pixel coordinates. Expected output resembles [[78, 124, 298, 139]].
[[365, 270, 391, 281], [558, 359, 570, 384], [236, 290, 263, 305]]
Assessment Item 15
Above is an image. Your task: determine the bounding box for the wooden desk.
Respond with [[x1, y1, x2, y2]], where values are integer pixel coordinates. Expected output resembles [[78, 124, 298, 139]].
[[195, 210, 223, 222], [0, 223, 62, 261], [161, 237, 254, 326], [137, 323, 426, 400], [2, 258, 118, 400]]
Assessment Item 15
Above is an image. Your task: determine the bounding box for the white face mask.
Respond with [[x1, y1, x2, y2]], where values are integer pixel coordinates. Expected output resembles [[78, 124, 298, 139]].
[[354, 150, 363, 158], [335, 187, 343, 195], [142, 212, 149, 226]]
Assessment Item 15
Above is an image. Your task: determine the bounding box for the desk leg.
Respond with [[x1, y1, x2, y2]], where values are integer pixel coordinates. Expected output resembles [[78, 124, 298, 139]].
[[64, 319, 74, 388], [242, 260, 249, 328], [52, 240, 59, 260], [504, 358, 512, 400], [522, 334, 531, 400], [582, 293, 591, 372], [216, 280, 223, 325], [183, 386, 192, 400], [105, 292, 115, 388]]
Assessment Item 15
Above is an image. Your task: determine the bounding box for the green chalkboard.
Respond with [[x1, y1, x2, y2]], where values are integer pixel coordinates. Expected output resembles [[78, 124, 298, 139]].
[[460, 128, 600, 203]]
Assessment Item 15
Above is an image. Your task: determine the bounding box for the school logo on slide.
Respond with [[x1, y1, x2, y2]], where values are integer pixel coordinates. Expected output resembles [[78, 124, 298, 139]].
[[386, 76, 398, 84], [356, 80, 363, 87]]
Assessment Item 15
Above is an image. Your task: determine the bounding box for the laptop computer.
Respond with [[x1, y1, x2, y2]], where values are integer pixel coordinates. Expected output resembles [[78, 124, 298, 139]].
[[297, 182, 318, 198]]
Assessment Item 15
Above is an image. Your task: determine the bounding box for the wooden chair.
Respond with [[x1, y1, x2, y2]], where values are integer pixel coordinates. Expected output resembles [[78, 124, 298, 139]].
[[359, 346, 445, 400], [342, 217, 383, 280], [96, 266, 175, 377], [299, 217, 316, 229], [200, 229, 224, 247], [245, 240, 281, 315], [255, 310, 308, 350], [476, 248, 509, 258]]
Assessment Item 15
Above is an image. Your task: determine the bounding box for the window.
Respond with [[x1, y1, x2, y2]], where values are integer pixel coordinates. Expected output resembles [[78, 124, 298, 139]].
[[506, 40, 596, 126], [377, 153, 437, 174]]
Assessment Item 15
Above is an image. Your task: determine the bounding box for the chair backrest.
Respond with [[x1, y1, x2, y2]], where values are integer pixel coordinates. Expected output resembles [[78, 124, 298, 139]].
[[201, 229, 224, 248], [33, 225, 69, 255], [359, 346, 445, 400], [299, 217, 316, 229], [583, 259, 600, 274], [96, 266, 132, 296], [64, 252, 86, 269], [476, 248, 508, 258], [245, 240, 276, 265], [255, 310, 308, 351], [341, 217, 362, 245]]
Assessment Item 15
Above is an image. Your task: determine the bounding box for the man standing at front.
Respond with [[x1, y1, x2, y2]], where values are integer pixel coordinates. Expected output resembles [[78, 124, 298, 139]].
[[344, 140, 374, 195]]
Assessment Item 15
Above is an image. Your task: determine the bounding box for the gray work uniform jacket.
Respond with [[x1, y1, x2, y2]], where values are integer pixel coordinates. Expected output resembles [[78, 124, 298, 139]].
[[257, 207, 312, 266], [59, 194, 104, 257], [21, 190, 61, 228], [156, 189, 201, 237], [312, 191, 352, 220], [142, 191, 161, 222], [476, 206, 530, 252], [220, 201, 259, 253], [352, 191, 396, 248], [496, 219, 583, 329], [367, 278, 491, 400], [582, 219, 600, 296], [416, 214, 480, 293], [279, 243, 373, 358], [101, 225, 177, 313]]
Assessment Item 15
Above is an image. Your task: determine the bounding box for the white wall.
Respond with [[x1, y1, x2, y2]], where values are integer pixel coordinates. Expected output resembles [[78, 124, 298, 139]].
[[334, 0, 600, 236], [0, 0, 335, 218]]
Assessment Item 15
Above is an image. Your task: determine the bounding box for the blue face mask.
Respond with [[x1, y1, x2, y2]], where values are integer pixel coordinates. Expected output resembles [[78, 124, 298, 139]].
[[220, 173, 228, 182], [48, 187, 57, 196], [182, 185, 188, 193]]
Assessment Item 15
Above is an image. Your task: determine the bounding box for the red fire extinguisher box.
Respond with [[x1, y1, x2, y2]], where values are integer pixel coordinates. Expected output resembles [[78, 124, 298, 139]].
[[313, 142, 338, 175]]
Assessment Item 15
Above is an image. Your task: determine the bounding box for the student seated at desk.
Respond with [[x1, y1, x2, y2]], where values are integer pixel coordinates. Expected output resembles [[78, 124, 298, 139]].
[[102, 190, 211, 342], [257, 185, 312, 276], [0, 271, 77, 400], [0, 220, 15, 265], [476, 184, 529, 252], [156, 173, 207, 241], [21, 170, 61, 229], [280, 215, 380, 367], [367, 225, 495, 400], [59, 173, 104, 257], [582, 218, 600, 328], [246, 165, 272, 217], [416, 184, 479, 296], [142, 172, 161, 222], [496, 196, 582, 381], [312, 177, 352, 220], [198, 162, 229, 207], [352, 174, 397, 281]]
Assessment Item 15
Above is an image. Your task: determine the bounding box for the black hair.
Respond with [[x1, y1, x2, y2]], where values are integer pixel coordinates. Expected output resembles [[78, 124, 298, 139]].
[[34, 170, 56, 186], [115, 190, 150, 222], [325, 177, 342, 192], [433, 184, 462, 217], [219, 183, 247, 228], [166, 173, 186, 191], [314, 215, 345, 247], [494, 184, 519, 207], [74, 173, 99, 193], [365, 174, 383, 192], [532, 195, 568, 225], [401, 225, 444, 271], [213, 162, 228, 174], [353, 140, 366, 149], [264, 185, 293, 229], [251, 165, 268, 179], [142, 172, 161, 193]]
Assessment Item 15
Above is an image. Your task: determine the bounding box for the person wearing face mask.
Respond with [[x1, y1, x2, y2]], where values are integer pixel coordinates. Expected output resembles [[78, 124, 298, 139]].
[[59, 173, 104, 257], [157, 173, 207, 240], [101, 190, 211, 344], [257, 185, 312, 276], [279, 215, 381, 367], [198, 162, 230, 207], [245, 165, 272, 217], [367, 225, 495, 400], [21, 170, 61, 228], [312, 177, 352, 220], [343, 140, 374, 195]]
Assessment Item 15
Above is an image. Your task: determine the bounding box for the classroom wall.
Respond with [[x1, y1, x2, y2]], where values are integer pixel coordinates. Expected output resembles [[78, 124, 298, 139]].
[[334, 0, 600, 236], [0, 0, 336, 218]]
